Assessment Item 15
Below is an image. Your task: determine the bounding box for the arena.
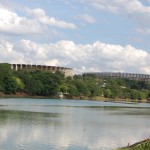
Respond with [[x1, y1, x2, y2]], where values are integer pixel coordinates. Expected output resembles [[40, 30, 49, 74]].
[[11, 64, 74, 77], [83, 72, 150, 81]]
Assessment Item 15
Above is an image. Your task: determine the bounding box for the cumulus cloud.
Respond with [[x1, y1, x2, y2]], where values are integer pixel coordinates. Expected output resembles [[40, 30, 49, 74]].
[[0, 38, 150, 74], [26, 8, 77, 29], [0, 6, 77, 37], [0, 39, 25, 63], [0, 7, 46, 35], [80, 14, 96, 24]]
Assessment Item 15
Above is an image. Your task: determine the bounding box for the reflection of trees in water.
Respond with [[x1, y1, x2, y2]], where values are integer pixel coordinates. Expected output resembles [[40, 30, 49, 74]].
[[0, 110, 63, 127]]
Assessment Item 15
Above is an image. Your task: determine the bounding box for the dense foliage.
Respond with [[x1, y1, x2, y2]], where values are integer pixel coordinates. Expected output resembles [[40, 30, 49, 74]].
[[0, 63, 150, 101]]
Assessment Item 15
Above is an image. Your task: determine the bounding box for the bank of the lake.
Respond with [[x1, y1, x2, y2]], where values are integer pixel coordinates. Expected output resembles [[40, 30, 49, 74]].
[[0, 92, 149, 104], [117, 138, 150, 150]]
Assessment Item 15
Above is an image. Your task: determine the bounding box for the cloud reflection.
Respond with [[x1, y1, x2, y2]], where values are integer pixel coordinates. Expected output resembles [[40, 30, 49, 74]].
[[0, 106, 150, 149]]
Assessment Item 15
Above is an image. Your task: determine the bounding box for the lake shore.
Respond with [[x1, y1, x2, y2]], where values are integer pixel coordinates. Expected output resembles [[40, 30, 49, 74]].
[[0, 92, 150, 103]]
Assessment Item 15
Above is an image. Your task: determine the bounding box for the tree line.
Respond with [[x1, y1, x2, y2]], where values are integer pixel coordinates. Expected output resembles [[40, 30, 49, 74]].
[[0, 63, 150, 101]]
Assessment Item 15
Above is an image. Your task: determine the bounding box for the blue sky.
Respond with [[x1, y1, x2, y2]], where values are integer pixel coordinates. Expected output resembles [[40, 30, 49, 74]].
[[0, 0, 150, 74]]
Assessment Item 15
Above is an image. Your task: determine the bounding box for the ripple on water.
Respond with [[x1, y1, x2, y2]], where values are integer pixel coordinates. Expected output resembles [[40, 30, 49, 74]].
[[0, 99, 150, 150]]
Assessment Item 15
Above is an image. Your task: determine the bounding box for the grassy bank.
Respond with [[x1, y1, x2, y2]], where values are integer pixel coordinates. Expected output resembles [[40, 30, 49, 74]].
[[0, 92, 55, 99], [67, 95, 150, 103], [0, 92, 150, 103], [117, 138, 150, 150]]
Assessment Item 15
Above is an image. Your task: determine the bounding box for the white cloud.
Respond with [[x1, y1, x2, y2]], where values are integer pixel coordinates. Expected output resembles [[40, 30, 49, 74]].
[[85, 0, 150, 14], [0, 7, 46, 35], [0, 6, 77, 37], [26, 8, 77, 29], [85, 0, 150, 34], [80, 14, 96, 24], [1, 38, 150, 74], [0, 39, 25, 63]]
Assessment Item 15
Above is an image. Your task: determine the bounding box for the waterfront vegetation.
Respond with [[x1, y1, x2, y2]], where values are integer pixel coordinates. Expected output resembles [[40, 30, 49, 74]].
[[0, 63, 150, 101], [117, 138, 150, 150]]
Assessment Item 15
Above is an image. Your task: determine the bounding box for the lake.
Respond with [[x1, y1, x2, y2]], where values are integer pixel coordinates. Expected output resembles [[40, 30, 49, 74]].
[[0, 98, 150, 150]]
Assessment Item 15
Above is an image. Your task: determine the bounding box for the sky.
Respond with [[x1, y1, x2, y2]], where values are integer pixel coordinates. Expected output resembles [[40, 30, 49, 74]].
[[0, 0, 150, 74]]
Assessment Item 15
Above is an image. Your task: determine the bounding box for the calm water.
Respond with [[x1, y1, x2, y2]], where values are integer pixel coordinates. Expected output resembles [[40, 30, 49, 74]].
[[0, 98, 150, 150]]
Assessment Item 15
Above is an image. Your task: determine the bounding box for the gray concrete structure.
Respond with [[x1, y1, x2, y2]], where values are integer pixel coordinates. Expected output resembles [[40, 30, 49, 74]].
[[11, 64, 74, 77], [83, 72, 150, 81]]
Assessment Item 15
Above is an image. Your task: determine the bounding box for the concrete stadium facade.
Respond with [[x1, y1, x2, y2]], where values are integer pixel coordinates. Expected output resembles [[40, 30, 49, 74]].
[[83, 72, 150, 81], [11, 64, 74, 77]]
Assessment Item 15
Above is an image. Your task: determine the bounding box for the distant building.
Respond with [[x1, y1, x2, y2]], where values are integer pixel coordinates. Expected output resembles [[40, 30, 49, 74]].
[[11, 64, 74, 77], [83, 72, 150, 81]]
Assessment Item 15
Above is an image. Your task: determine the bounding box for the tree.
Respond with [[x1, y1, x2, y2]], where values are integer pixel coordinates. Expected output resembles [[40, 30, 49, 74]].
[[68, 85, 79, 96], [130, 89, 139, 100], [26, 78, 43, 95], [87, 82, 100, 97], [0, 63, 18, 94], [104, 89, 112, 98], [0, 63, 12, 92], [73, 79, 90, 96], [13, 77, 25, 91], [3, 75, 17, 94], [137, 90, 148, 100], [59, 84, 69, 93]]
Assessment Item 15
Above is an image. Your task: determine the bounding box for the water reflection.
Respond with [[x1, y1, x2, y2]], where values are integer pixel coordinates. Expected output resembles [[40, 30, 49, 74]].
[[0, 110, 62, 125], [0, 99, 150, 150]]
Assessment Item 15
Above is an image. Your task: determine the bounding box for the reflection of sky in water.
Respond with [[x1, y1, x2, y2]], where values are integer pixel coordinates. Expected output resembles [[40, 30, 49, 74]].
[[0, 98, 150, 150]]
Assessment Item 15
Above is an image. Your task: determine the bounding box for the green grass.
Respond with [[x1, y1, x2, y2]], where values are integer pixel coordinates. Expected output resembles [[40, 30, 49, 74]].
[[116, 138, 150, 150]]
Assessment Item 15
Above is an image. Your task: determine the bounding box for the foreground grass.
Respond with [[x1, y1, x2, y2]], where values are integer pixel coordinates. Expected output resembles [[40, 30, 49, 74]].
[[117, 138, 150, 150]]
